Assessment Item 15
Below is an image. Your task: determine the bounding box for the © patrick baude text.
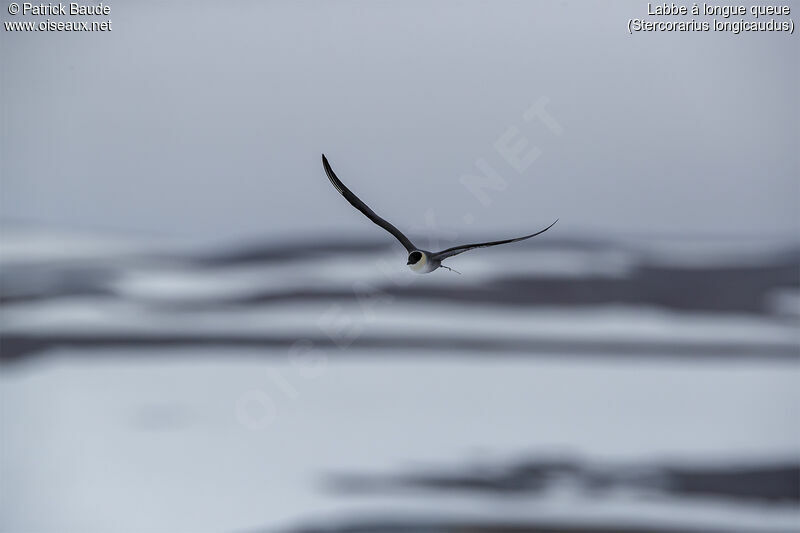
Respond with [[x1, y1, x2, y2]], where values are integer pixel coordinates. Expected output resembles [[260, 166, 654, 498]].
[[10, 2, 108, 15], [628, 3, 795, 34], [5, 2, 112, 32]]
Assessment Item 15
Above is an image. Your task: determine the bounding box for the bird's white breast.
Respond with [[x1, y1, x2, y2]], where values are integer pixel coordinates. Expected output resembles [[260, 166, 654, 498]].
[[409, 253, 437, 273]]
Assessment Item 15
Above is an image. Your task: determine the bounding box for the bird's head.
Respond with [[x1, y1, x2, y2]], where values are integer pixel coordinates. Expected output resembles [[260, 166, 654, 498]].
[[407, 250, 427, 269]]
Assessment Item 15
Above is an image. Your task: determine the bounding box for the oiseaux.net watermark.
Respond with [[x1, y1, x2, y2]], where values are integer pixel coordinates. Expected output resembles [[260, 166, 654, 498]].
[[5, 2, 112, 32]]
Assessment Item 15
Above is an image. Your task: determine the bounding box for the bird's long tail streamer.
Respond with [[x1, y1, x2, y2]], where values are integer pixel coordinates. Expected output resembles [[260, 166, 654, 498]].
[[440, 264, 461, 275]]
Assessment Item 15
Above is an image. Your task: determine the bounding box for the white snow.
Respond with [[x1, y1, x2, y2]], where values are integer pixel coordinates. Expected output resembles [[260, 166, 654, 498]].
[[2, 352, 799, 532]]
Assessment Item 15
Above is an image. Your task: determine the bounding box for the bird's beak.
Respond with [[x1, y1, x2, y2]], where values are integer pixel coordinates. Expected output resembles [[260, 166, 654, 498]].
[[406, 260, 413, 265]]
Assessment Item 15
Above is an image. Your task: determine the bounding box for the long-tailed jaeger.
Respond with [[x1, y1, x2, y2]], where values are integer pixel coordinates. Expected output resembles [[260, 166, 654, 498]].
[[322, 154, 557, 274]]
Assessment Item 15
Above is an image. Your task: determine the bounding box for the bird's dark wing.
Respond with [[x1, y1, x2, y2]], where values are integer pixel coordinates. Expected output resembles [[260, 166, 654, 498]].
[[431, 219, 558, 261], [322, 154, 416, 252]]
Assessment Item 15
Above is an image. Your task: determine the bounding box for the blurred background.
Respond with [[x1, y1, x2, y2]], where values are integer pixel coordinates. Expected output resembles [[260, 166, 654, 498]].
[[1, 1, 798, 532]]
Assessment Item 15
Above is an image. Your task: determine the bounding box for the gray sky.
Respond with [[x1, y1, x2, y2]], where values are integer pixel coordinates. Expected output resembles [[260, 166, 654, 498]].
[[2, 1, 797, 243]]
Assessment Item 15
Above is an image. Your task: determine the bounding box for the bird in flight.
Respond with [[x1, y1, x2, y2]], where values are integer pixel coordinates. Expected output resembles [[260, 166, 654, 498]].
[[321, 154, 557, 274]]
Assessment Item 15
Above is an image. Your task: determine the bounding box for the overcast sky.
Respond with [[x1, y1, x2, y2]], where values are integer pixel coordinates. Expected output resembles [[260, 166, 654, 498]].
[[1, 1, 797, 244]]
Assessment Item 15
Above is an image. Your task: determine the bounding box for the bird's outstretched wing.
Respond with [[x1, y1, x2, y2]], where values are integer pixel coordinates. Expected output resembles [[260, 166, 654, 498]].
[[431, 219, 558, 261], [322, 154, 416, 252]]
